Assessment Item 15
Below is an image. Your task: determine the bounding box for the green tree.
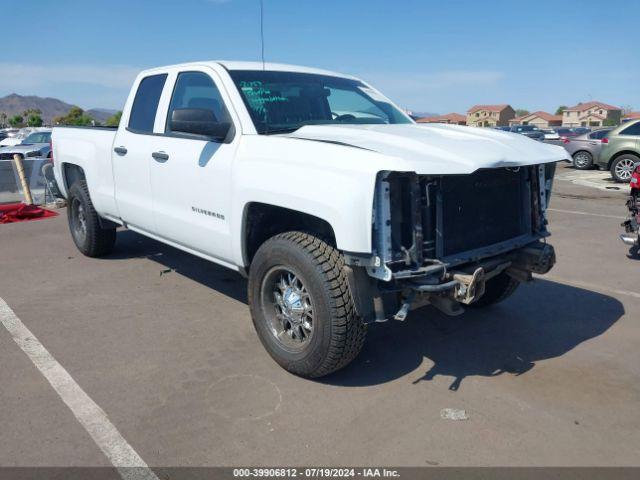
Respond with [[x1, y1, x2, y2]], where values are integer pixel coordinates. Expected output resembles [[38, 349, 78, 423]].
[[27, 114, 43, 127], [555, 106, 568, 115], [8, 115, 24, 127], [515, 109, 530, 117], [53, 106, 94, 126], [0, 112, 7, 128], [603, 118, 618, 127], [105, 111, 122, 127]]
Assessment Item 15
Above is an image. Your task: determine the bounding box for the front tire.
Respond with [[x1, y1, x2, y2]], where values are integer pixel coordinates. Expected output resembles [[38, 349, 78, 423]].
[[572, 151, 593, 170], [611, 154, 640, 183], [67, 180, 116, 257], [248, 232, 366, 378], [467, 272, 520, 308]]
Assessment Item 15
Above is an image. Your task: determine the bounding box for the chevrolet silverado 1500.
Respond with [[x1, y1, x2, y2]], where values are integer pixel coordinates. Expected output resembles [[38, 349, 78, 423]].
[[52, 61, 569, 378]]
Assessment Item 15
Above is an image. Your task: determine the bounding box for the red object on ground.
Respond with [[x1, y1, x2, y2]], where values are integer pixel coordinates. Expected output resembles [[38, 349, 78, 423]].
[[0, 203, 59, 224], [631, 166, 640, 190]]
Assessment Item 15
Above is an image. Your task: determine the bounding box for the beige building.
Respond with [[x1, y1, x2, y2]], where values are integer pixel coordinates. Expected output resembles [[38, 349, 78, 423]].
[[467, 104, 515, 127], [508, 111, 562, 128], [416, 113, 466, 125], [562, 101, 622, 127]]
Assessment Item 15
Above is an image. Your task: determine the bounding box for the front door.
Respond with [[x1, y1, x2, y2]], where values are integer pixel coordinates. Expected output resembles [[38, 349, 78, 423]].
[[149, 69, 238, 262]]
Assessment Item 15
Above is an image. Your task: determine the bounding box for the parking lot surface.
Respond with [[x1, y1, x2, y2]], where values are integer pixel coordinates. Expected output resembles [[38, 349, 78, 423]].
[[1, 162, 639, 468]]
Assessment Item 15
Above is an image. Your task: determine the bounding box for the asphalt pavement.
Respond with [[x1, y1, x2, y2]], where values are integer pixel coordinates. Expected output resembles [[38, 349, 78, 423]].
[[0, 162, 639, 469]]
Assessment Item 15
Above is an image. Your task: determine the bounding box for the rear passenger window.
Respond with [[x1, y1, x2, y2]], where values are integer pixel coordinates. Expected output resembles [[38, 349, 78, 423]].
[[620, 122, 640, 136], [165, 71, 231, 134], [128, 74, 168, 133]]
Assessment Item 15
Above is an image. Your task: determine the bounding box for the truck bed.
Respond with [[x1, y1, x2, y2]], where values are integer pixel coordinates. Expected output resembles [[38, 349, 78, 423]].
[[52, 125, 118, 216]]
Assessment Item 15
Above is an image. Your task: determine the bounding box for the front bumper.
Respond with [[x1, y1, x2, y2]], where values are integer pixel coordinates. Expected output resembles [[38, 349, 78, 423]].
[[350, 241, 556, 323]]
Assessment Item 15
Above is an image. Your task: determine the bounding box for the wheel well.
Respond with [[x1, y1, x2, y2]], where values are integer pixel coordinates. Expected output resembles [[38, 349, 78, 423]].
[[243, 203, 336, 266], [63, 163, 86, 190], [608, 151, 640, 169]]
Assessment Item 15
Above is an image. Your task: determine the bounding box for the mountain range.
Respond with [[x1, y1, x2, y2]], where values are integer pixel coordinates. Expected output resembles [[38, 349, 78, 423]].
[[0, 94, 118, 124]]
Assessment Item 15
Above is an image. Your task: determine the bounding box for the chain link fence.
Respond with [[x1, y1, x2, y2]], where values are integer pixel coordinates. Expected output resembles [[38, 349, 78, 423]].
[[0, 156, 51, 205]]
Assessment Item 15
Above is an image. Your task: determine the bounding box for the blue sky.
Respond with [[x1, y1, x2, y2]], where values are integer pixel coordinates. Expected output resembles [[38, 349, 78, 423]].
[[2, 0, 638, 114]]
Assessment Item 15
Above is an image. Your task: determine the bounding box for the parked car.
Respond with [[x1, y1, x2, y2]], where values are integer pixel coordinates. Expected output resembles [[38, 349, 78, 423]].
[[509, 124, 545, 141], [562, 128, 612, 170], [596, 119, 640, 182], [493, 126, 511, 132], [0, 129, 24, 146], [0, 129, 52, 161], [50, 61, 567, 378], [541, 128, 560, 141], [555, 127, 580, 140]]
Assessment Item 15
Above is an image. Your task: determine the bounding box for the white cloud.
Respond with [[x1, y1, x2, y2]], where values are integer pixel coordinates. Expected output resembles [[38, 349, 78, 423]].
[[360, 70, 504, 91], [354, 70, 505, 111], [0, 63, 140, 90]]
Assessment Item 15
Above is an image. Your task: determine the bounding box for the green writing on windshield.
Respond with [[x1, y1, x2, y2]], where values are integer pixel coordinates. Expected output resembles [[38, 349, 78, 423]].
[[240, 81, 287, 117]]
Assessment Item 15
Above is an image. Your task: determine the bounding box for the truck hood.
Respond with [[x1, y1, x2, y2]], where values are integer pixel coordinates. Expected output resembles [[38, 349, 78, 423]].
[[284, 123, 569, 174]]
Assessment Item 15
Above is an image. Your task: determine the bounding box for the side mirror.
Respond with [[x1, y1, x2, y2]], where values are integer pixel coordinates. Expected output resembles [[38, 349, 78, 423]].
[[169, 108, 231, 141]]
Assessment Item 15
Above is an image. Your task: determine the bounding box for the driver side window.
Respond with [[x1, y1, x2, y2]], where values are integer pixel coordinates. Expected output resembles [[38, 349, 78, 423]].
[[166, 71, 231, 134]]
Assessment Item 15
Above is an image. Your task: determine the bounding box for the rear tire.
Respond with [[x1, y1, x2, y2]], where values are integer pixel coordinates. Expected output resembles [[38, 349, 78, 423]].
[[467, 272, 520, 308], [572, 151, 593, 170], [248, 232, 366, 378], [611, 154, 640, 183], [67, 180, 116, 257]]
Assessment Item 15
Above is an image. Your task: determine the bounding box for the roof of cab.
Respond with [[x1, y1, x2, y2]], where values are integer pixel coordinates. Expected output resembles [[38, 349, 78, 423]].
[[138, 60, 357, 80]]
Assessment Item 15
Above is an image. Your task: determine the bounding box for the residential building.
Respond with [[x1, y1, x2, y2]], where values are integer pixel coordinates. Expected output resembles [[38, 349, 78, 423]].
[[508, 111, 562, 128], [562, 101, 622, 127], [416, 113, 466, 125], [466, 104, 515, 127]]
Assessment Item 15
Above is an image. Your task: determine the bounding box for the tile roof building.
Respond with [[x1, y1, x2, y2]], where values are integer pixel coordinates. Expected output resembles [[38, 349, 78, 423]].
[[508, 111, 563, 128], [466, 104, 515, 127], [562, 101, 622, 127], [416, 113, 467, 125]]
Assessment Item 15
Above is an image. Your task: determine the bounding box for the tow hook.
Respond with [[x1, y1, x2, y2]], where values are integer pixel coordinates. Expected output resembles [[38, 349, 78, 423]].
[[453, 267, 486, 304], [393, 291, 416, 321]]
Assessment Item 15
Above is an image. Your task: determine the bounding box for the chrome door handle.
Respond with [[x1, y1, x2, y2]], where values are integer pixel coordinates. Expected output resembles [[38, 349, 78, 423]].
[[114, 146, 128, 155], [152, 151, 169, 162]]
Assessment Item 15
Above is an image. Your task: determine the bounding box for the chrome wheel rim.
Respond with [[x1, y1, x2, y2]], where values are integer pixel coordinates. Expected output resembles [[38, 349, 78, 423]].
[[574, 152, 591, 168], [262, 267, 314, 351], [71, 198, 87, 244], [615, 159, 635, 180]]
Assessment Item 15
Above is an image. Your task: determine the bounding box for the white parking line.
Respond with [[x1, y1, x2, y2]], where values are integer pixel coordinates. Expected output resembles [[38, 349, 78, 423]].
[[541, 275, 640, 300], [548, 208, 625, 220], [0, 297, 158, 480]]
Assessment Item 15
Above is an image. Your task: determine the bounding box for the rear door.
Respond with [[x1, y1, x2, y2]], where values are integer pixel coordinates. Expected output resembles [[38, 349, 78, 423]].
[[148, 67, 239, 263], [112, 73, 168, 233]]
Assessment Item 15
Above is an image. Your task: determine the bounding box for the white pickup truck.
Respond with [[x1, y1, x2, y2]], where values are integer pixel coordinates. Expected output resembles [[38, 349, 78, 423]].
[[52, 61, 569, 378]]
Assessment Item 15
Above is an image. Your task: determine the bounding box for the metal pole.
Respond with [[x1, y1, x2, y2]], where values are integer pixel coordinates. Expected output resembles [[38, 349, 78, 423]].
[[13, 153, 33, 205]]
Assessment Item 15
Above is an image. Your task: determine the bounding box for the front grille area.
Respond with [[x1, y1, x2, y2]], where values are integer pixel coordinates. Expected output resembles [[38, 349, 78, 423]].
[[437, 168, 531, 258], [382, 166, 541, 272]]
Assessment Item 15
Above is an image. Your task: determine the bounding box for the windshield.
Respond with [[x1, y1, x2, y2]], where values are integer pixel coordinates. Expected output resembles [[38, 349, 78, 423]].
[[23, 131, 51, 143], [228, 70, 412, 134]]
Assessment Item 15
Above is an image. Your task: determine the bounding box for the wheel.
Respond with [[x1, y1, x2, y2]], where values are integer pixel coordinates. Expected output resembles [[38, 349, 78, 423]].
[[611, 154, 640, 183], [67, 180, 116, 257], [572, 151, 593, 170], [467, 272, 520, 308], [248, 232, 367, 378]]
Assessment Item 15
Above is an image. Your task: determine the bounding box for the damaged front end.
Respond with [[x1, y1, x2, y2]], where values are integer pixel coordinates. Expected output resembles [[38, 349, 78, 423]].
[[345, 163, 558, 322]]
